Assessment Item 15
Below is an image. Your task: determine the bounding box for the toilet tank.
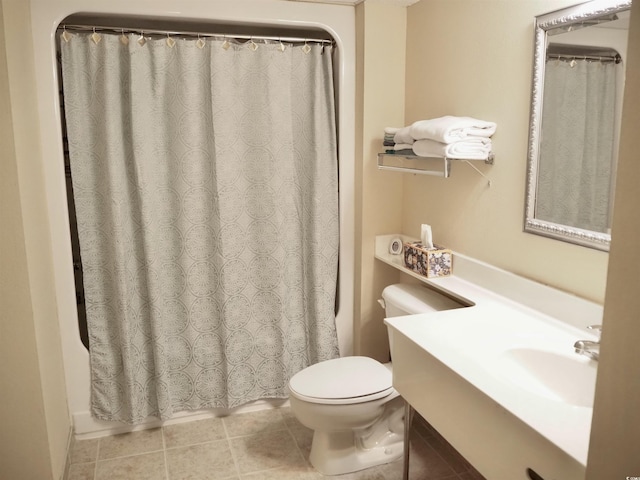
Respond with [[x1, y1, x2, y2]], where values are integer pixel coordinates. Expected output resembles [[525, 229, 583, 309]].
[[381, 283, 463, 360], [382, 283, 462, 317]]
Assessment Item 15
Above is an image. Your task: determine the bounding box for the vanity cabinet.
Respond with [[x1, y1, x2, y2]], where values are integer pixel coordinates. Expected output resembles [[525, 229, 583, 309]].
[[392, 331, 585, 480], [376, 235, 600, 480]]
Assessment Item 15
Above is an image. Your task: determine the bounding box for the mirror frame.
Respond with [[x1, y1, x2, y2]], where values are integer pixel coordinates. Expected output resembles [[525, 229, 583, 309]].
[[524, 0, 631, 252]]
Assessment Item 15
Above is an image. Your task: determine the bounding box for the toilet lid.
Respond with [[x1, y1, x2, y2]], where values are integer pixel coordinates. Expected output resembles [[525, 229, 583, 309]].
[[289, 356, 393, 403]]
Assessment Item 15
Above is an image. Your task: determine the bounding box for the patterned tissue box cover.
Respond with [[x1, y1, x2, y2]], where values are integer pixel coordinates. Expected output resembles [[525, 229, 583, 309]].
[[403, 242, 452, 278]]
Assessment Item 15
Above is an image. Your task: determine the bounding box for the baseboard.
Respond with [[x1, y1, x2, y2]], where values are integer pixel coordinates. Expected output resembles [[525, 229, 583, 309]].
[[73, 398, 290, 440]]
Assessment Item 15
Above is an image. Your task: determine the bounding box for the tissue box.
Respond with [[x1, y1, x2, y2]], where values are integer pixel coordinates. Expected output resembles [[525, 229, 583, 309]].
[[403, 242, 452, 278]]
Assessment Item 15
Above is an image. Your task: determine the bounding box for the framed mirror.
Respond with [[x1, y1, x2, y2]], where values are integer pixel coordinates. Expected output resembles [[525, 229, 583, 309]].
[[525, 0, 631, 251]]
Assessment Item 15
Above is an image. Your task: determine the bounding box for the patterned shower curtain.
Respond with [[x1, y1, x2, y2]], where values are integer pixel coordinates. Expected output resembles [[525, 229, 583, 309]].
[[536, 57, 618, 233], [60, 31, 340, 424]]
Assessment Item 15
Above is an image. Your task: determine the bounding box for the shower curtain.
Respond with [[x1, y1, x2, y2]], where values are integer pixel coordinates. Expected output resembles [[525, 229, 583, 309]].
[[60, 31, 340, 423], [536, 57, 618, 233]]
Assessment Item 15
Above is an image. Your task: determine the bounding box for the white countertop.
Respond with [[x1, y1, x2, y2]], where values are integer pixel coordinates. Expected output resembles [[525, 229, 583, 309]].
[[377, 234, 602, 466]]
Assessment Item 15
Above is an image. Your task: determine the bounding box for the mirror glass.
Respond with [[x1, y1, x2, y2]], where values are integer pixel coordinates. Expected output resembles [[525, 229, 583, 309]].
[[525, 0, 631, 251]]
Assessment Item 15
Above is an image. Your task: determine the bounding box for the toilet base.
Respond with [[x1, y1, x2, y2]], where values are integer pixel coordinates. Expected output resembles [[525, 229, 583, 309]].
[[307, 399, 405, 476], [309, 430, 403, 475]]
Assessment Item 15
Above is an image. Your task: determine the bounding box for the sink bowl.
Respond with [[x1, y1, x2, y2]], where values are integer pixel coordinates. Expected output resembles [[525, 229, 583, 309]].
[[499, 348, 597, 408]]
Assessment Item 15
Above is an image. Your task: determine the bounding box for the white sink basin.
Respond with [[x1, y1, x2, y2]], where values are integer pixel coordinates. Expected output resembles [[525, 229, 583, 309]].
[[499, 347, 597, 408]]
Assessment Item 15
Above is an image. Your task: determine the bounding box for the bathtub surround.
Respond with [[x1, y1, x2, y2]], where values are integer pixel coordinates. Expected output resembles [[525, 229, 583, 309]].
[[61, 30, 340, 423]]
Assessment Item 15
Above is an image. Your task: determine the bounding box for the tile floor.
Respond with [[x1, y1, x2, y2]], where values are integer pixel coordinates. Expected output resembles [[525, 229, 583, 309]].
[[66, 407, 485, 480]]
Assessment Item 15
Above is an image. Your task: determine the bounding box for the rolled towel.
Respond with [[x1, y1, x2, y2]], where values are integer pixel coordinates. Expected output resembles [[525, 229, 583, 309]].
[[393, 126, 414, 145], [410, 116, 497, 143], [412, 138, 491, 160]]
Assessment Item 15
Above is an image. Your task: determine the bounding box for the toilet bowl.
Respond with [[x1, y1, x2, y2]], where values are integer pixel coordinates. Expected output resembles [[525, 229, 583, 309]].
[[289, 356, 404, 475], [288, 283, 462, 475]]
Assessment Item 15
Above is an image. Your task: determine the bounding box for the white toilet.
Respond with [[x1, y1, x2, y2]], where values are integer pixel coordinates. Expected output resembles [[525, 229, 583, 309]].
[[288, 283, 462, 475]]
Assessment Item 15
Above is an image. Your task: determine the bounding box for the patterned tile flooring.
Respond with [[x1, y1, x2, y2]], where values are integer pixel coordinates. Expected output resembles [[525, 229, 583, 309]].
[[66, 406, 485, 480]]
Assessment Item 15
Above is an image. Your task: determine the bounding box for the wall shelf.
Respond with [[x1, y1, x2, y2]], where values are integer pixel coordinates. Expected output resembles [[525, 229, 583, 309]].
[[375, 234, 436, 287], [377, 152, 494, 179], [374, 233, 472, 305], [375, 234, 424, 281]]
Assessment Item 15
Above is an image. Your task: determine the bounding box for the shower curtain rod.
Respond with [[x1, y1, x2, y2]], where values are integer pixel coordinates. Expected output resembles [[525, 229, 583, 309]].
[[546, 53, 622, 64], [547, 44, 622, 64], [60, 24, 334, 45]]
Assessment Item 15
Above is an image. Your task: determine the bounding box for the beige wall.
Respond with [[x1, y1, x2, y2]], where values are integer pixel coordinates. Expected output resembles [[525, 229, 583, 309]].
[[0, 1, 70, 478], [587, 0, 640, 476], [354, 1, 406, 361], [354, 0, 613, 360], [0, 5, 53, 478], [403, 0, 608, 304]]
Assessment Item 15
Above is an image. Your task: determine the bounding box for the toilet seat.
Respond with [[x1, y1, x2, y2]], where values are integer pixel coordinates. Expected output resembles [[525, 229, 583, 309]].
[[289, 356, 394, 405]]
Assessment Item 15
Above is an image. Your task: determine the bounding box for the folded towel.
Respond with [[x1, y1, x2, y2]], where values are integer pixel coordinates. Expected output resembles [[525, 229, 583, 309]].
[[393, 126, 414, 145], [410, 116, 497, 143], [389, 148, 415, 156], [412, 138, 492, 160], [383, 140, 395, 147], [384, 127, 401, 135], [393, 143, 414, 151]]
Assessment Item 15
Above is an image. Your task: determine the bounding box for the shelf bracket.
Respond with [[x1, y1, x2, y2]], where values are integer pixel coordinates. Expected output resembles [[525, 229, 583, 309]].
[[463, 160, 492, 187]]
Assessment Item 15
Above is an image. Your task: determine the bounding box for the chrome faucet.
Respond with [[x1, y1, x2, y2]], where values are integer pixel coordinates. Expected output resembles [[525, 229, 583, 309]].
[[573, 325, 601, 361]]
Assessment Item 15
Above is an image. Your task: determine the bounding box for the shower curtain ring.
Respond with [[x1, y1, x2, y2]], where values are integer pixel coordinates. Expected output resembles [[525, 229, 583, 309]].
[[302, 39, 311, 54], [138, 31, 147, 46], [222, 35, 231, 50], [120, 28, 129, 46], [62, 25, 72, 43], [196, 34, 206, 49], [166, 33, 176, 48], [91, 27, 102, 45]]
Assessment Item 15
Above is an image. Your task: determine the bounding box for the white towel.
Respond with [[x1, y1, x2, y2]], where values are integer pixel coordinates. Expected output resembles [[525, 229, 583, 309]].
[[393, 143, 414, 151], [410, 116, 497, 143], [384, 127, 401, 135], [393, 126, 414, 145], [412, 138, 492, 160]]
